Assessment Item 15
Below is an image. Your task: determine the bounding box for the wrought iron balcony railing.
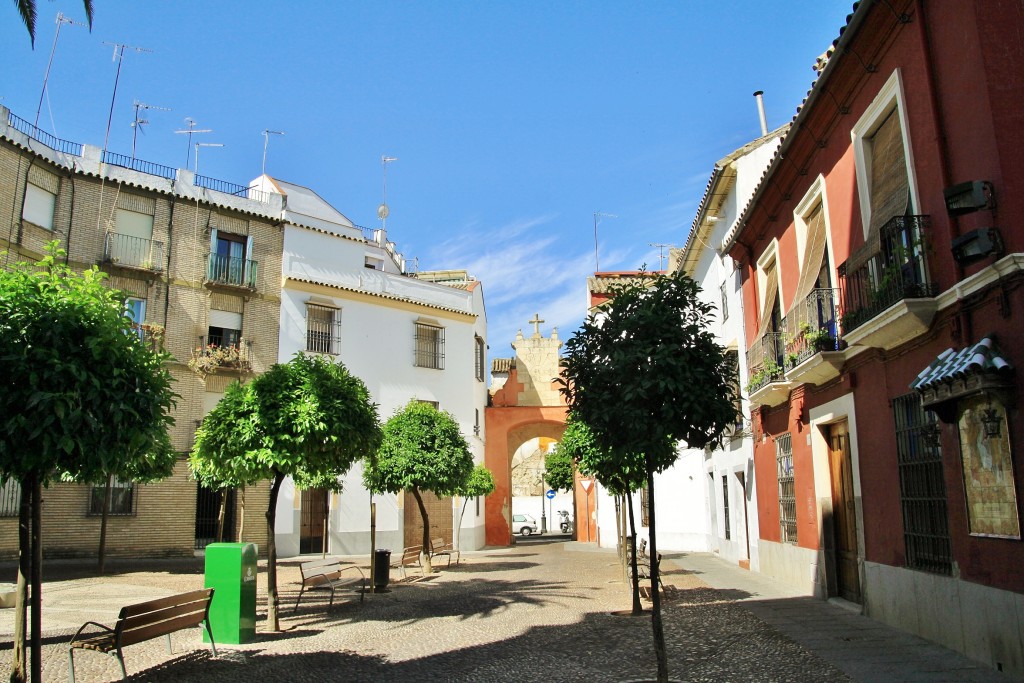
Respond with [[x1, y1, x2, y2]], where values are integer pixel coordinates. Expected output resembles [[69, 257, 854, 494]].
[[205, 253, 258, 289], [784, 288, 842, 367], [189, 335, 253, 375], [104, 233, 165, 272], [839, 215, 937, 333], [745, 331, 786, 392], [129, 323, 165, 352]]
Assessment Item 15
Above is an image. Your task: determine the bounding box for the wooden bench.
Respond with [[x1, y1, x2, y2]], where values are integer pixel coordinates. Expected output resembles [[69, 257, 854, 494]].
[[67, 588, 216, 682], [429, 537, 460, 567], [391, 546, 422, 579], [293, 557, 365, 613]]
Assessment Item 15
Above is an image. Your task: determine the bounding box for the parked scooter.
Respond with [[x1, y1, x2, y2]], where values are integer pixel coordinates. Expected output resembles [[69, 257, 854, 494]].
[[557, 509, 573, 534]]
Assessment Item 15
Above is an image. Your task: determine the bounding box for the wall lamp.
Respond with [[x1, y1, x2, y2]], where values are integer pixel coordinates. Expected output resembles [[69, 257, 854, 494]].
[[943, 180, 995, 216], [952, 227, 1003, 266]]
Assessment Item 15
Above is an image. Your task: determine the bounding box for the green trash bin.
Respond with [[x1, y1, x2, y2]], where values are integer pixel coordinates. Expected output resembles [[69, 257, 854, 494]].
[[204, 542, 257, 644]]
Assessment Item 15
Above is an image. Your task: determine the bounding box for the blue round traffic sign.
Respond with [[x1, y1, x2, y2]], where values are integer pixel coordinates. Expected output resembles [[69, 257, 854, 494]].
[[546, 489, 556, 499]]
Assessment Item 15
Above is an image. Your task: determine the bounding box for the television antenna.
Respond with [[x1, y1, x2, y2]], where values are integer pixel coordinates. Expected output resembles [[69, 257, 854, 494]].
[[261, 129, 285, 177], [100, 42, 152, 154], [378, 155, 398, 232], [194, 142, 224, 175], [130, 101, 170, 159], [35, 12, 87, 128], [175, 118, 213, 169], [649, 243, 674, 272], [593, 212, 617, 272]]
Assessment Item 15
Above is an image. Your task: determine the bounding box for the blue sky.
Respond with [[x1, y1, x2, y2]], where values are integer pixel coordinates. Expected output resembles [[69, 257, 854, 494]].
[[3, 2, 853, 362]]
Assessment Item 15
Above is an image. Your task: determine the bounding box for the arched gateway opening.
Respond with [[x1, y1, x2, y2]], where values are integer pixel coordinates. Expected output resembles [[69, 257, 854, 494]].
[[484, 320, 569, 546]]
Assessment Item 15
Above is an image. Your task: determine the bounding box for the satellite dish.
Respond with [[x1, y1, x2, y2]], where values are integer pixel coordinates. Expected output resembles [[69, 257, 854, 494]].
[[377, 203, 389, 220]]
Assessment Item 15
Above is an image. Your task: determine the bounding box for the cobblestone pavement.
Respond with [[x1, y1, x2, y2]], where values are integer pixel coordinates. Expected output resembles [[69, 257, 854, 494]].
[[0, 540, 1011, 682]]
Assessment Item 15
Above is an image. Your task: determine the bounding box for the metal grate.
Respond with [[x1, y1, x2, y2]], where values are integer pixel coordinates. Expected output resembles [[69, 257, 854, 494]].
[[722, 475, 731, 540], [414, 323, 445, 369], [475, 336, 485, 381], [776, 433, 797, 544], [0, 478, 21, 517], [306, 304, 341, 355], [893, 392, 952, 574], [195, 485, 235, 550]]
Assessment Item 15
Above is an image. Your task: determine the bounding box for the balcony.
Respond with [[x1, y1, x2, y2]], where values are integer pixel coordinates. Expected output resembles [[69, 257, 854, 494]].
[[188, 335, 252, 376], [839, 215, 938, 350], [205, 253, 258, 290], [783, 288, 847, 386], [745, 332, 795, 408], [104, 233, 165, 273], [130, 323, 165, 352]]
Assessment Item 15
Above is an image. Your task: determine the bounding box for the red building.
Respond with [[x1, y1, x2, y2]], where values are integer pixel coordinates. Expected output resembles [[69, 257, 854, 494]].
[[724, 1, 1023, 674]]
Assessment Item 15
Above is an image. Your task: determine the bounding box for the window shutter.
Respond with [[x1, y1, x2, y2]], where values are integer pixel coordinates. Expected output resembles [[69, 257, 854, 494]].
[[243, 235, 254, 286], [756, 264, 779, 339], [868, 109, 910, 237], [790, 203, 828, 310]]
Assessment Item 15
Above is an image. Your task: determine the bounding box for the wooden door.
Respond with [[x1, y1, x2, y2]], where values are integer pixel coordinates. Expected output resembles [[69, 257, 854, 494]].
[[300, 488, 329, 555], [827, 421, 860, 602]]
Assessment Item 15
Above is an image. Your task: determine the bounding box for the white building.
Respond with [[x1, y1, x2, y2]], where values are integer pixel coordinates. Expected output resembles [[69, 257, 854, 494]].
[[254, 175, 489, 557], [586, 127, 785, 563]]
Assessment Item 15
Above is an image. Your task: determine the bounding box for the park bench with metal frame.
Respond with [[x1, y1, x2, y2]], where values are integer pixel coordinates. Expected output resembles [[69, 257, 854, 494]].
[[293, 557, 366, 613], [67, 588, 216, 682], [392, 546, 422, 578], [429, 537, 460, 567]]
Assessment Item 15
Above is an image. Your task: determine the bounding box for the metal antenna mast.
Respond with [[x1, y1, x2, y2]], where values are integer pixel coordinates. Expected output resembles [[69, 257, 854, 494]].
[[593, 212, 617, 272], [194, 142, 224, 175], [261, 130, 285, 177], [35, 12, 86, 128], [378, 155, 398, 233], [131, 101, 170, 159], [174, 118, 213, 170], [101, 42, 152, 155], [649, 243, 674, 272]]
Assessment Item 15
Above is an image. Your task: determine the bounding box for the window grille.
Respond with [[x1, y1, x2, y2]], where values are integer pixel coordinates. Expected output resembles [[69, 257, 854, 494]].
[[306, 304, 341, 355], [776, 433, 797, 544], [0, 478, 21, 517], [640, 485, 650, 527], [893, 392, 952, 574], [475, 336, 485, 381], [722, 475, 731, 540], [414, 323, 445, 369], [89, 477, 136, 516]]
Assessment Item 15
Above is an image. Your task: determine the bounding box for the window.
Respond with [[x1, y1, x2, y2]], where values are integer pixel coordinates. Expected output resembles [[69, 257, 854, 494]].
[[23, 182, 57, 230], [1, 478, 21, 517], [89, 477, 136, 516], [725, 350, 743, 434], [109, 208, 156, 268], [208, 229, 255, 288], [365, 255, 384, 270], [306, 303, 340, 355], [719, 280, 729, 321], [852, 71, 917, 241], [475, 335, 485, 381], [414, 322, 445, 369], [722, 475, 731, 540], [893, 392, 952, 574], [125, 297, 147, 342], [776, 433, 797, 544]]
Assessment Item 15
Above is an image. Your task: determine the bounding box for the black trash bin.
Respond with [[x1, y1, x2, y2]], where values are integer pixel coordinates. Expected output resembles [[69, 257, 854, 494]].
[[373, 549, 391, 592]]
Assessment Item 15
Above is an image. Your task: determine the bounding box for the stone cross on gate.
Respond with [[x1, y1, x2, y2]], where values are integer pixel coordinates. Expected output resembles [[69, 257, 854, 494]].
[[529, 313, 544, 338]]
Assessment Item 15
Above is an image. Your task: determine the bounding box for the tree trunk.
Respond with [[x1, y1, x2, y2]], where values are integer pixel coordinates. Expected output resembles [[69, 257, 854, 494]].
[[98, 475, 112, 573], [215, 489, 226, 542], [10, 478, 31, 683], [31, 475, 42, 683], [646, 460, 668, 682], [265, 473, 284, 632], [411, 488, 432, 573], [456, 497, 469, 551], [625, 493, 643, 615]]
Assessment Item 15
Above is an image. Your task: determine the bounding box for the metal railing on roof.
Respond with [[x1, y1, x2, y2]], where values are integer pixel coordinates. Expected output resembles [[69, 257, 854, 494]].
[[6, 111, 83, 156], [101, 151, 176, 179], [194, 175, 273, 204]]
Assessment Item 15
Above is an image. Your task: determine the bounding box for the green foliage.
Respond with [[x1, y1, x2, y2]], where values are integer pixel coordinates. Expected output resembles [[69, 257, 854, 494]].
[[560, 418, 646, 496], [190, 353, 381, 489], [746, 359, 782, 393], [14, 0, 93, 46], [459, 464, 496, 498], [560, 269, 739, 467], [0, 243, 177, 485], [364, 401, 474, 497], [543, 441, 575, 493]]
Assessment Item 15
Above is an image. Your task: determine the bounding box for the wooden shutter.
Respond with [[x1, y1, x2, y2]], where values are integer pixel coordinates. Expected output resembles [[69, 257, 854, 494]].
[[868, 109, 909, 237], [756, 262, 779, 339], [790, 203, 828, 310]]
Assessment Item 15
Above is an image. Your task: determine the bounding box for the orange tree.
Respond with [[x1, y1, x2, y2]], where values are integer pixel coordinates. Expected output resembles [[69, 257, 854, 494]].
[[560, 269, 738, 683], [364, 400, 474, 573], [0, 245, 176, 682], [190, 353, 381, 631]]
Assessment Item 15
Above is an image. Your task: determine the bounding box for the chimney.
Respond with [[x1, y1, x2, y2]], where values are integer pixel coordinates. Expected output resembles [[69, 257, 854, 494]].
[[753, 91, 768, 136]]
